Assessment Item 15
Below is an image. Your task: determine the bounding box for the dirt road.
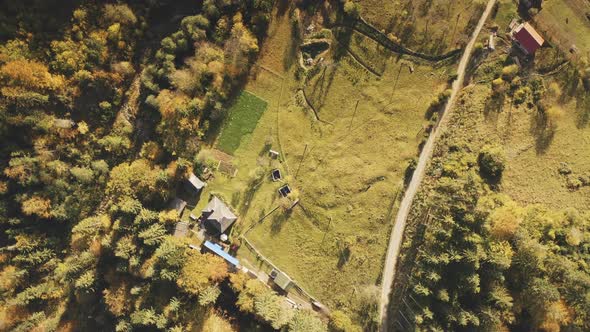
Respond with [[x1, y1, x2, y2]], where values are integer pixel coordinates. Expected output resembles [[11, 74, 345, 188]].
[[378, 1, 497, 330]]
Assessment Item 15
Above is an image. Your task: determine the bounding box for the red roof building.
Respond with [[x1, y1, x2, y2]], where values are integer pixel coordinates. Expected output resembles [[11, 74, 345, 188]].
[[511, 22, 545, 55]]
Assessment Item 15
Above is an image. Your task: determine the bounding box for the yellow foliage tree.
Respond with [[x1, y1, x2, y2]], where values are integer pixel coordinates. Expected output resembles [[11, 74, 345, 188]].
[[21, 195, 52, 219], [177, 252, 228, 296], [488, 201, 523, 240]]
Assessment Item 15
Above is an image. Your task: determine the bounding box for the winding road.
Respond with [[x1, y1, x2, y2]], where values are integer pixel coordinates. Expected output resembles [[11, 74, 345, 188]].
[[378, 1, 497, 330]]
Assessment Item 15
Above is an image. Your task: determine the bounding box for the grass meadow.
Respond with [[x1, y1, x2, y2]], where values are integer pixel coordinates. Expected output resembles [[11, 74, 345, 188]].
[[207, 10, 453, 317], [216, 91, 268, 155], [535, 0, 590, 60], [359, 0, 486, 54]]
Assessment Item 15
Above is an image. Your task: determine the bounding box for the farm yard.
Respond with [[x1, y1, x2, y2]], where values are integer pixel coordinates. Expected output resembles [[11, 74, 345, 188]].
[[182, 2, 464, 323], [4, 0, 590, 331]]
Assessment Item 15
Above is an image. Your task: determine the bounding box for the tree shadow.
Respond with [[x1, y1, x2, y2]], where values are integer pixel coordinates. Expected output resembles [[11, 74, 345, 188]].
[[270, 208, 292, 234], [276, 0, 290, 16], [239, 177, 264, 215], [575, 88, 590, 129], [307, 64, 338, 112], [484, 94, 506, 121], [336, 247, 351, 269], [529, 111, 555, 154], [332, 27, 353, 61]]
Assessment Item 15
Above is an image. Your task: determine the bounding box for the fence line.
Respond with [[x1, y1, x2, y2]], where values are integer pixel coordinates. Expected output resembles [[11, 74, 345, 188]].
[[240, 237, 319, 303]]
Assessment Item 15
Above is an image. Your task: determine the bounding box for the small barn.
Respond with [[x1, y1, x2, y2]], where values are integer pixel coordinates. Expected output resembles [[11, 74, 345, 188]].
[[185, 172, 206, 193], [511, 22, 544, 55], [201, 196, 237, 234], [270, 269, 293, 292], [278, 184, 291, 197], [271, 169, 282, 181], [173, 221, 189, 238]]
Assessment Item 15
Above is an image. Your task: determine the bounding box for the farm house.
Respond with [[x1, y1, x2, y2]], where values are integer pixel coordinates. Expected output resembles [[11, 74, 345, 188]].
[[510, 21, 545, 55], [201, 196, 237, 234]]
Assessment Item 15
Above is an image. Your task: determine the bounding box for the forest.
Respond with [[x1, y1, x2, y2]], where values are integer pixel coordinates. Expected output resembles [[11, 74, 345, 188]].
[[0, 0, 340, 330]]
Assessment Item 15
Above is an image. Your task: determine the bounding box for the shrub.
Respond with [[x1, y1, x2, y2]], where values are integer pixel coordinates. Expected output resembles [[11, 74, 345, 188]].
[[513, 86, 531, 104], [103, 4, 137, 26], [473, 42, 484, 55], [492, 77, 506, 94], [547, 82, 562, 99], [501, 64, 519, 81], [330, 310, 360, 332], [478, 145, 506, 179], [545, 106, 564, 127], [343, 1, 361, 19]]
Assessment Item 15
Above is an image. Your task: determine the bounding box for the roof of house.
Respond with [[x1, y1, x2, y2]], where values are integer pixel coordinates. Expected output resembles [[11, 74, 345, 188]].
[[187, 172, 206, 190], [170, 197, 187, 215], [202, 196, 237, 233], [273, 270, 292, 291], [203, 240, 239, 266], [514, 22, 544, 54], [173, 221, 189, 237]]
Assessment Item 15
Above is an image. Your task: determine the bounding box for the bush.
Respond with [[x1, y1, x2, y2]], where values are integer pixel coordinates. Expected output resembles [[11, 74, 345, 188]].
[[501, 64, 519, 81], [343, 1, 361, 19], [492, 78, 506, 94], [473, 42, 484, 55], [103, 4, 137, 26], [547, 82, 562, 99], [330, 310, 360, 332], [478, 145, 506, 179], [513, 86, 531, 104]]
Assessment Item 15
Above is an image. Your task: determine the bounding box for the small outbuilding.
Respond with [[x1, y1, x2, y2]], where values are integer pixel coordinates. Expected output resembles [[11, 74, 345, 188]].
[[270, 269, 293, 292], [185, 172, 206, 193], [271, 169, 282, 181], [511, 22, 544, 55], [278, 185, 291, 198], [201, 196, 237, 234], [169, 197, 187, 216], [269, 150, 280, 159], [173, 221, 189, 238]]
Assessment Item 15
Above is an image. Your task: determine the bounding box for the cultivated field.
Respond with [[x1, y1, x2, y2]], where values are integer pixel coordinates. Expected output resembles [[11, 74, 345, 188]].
[[217, 91, 268, 155]]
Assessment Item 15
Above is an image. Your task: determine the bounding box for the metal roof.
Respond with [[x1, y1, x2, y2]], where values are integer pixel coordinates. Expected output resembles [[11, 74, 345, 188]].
[[514, 22, 544, 54], [274, 270, 292, 291], [203, 241, 239, 266], [187, 172, 206, 190], [173, 221, 189, 237], [170, 197, 187, 215]]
